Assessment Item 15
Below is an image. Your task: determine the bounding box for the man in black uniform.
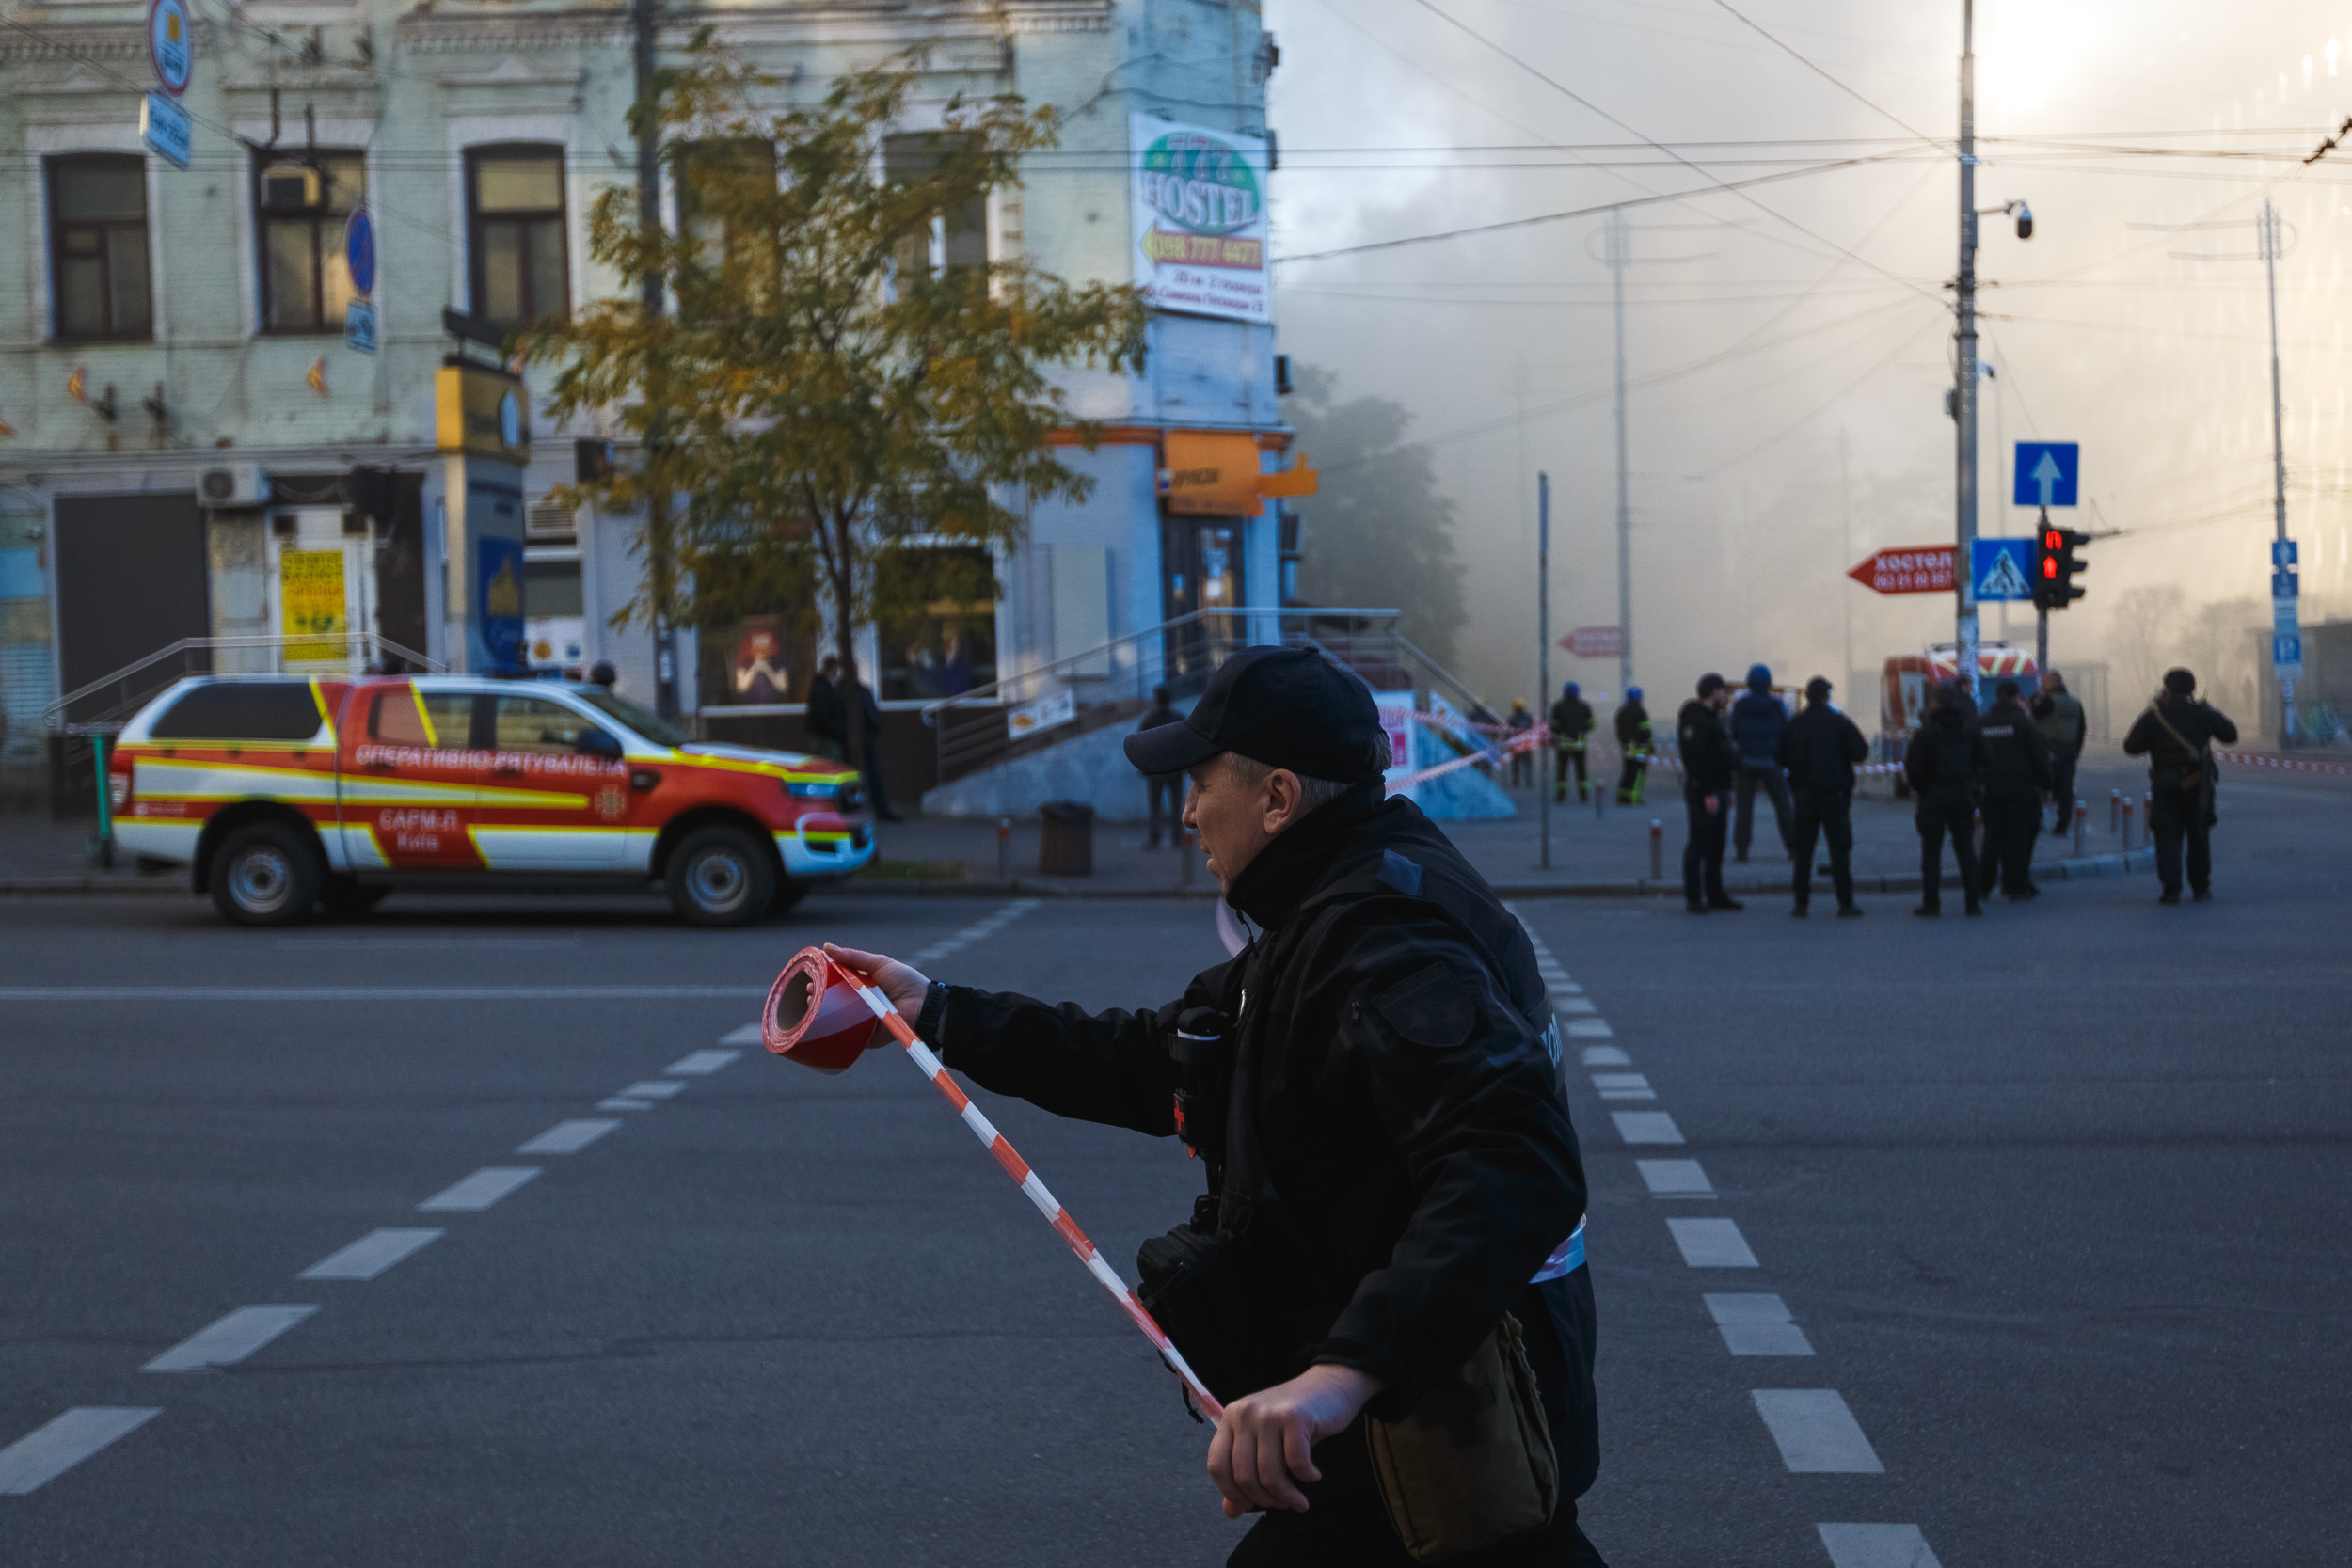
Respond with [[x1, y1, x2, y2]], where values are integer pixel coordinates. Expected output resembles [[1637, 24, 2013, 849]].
[[1613, 688, 1651, 805], [1677, 673, 1740, 913], [1976, 677, 2054, 901], [1140, 683, 1184, 847], [1774, 676, 1869, 918], [1550, 681, 1596, 803], [1903, 681, 1991, 917], [2122, 667, 2238, 904], [831, 648, 1604, 1566]]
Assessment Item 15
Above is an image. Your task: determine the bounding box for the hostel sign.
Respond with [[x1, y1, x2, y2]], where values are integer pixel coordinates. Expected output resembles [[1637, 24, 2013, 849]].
[[1131, 115, 1270, 324]]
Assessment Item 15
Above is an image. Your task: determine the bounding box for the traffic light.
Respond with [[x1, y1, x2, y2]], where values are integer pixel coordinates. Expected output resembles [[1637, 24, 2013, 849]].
[[2033, 521, 2090, 610]]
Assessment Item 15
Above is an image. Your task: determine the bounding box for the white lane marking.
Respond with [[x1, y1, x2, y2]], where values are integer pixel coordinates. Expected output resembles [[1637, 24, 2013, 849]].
[[1554, 997, 1598, 1015], [1751, 1390, 1883, 1473], [142, 1305, 317, 1373], [516, 1118, 621, 1156], [1546, 980, 1585, 996], [1667, 1216, 1759, 1267], [1566, 1019, 1614, 1037], [915, 898, 1044, 964], [0, 986, 766, 1002], [1817, 1524, 1944, 1568], [298, 1227, 444, 1281], [1592, 1072, 1654, 1100], [275, 938, 580, 950], [0, 1408, 162, 1495], [1636, 1158, 1715, 1196], [1581, 1046, 1632, 1067], [418, 1166, 541, 1212], [1706, 1294, 1815, 1356], [596, 1097, 653, 1112], [1611, 1111, 1684, 1145], [665, 1048, 742, 1076], [720, 1023, 764, 1046], [618, 1080, 687, 1100]]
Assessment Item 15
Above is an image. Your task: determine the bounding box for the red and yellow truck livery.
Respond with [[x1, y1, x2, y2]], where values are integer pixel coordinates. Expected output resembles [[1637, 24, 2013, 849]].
[[108, 673, 872, 926]]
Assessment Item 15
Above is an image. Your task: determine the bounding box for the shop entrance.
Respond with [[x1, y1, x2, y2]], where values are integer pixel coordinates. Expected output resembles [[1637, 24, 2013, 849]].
[[1160, 517, 1246, 679]]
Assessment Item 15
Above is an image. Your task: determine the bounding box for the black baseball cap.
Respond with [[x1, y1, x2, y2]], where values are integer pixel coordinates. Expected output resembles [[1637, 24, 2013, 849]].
[[1124, 647, 1387, 781]]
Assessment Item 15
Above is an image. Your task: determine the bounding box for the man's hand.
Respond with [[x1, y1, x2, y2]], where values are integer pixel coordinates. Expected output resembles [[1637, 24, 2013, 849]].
[[1703, 793, 1723, 816], [1206, 1364, 1382, 1519], [822, 944, 930, 1018]]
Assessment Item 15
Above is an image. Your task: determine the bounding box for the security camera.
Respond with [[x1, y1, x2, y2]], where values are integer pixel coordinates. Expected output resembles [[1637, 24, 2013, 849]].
[[2011, 201, 2033, 240]]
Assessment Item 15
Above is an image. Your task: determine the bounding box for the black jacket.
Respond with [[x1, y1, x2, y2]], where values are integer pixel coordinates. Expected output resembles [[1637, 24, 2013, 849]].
[[920, 780, 1598, 1492], [1549, 695, 1594, 748], [1975, 697, 2054, 796], [1676, 699, 1738, 797], [1614, 700, 1650, 750], [1902, 706, 1991, 807], [2123, 696, 2238, 786], [1728, 688, 1788, 766], [805, 675, 845, 743], [1775, 704, 1869, 795]]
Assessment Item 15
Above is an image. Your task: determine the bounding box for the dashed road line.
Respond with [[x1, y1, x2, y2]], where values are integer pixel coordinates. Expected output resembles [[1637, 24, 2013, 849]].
[[418, 1167, 541, 1212], [298, 1228, 444, 1281], [1666, 1216, 1759, 1268], [616, 1080, 687, 1100], [597, 1096, 654, 1111], [1706, 1294, 1815, 1356], [1611, 1110, 1684, 1145], [0, 1409, 161, 1495], [913, 897, 1042, 965], [1636, 1158, 1714, 1197], [142, 1306, 317, 1373], [718, 1023, 765, 1047], [1565, 1018, 1614, 1037], [1751, 1390, 1884, 1473], [666, 1048, 744, 1075], [1581, 1045, 1631, 1067], [1592, 1072, 1655, 1101], [516, 1119, 621, 1156], [1817, 1524, 1944, 1568]]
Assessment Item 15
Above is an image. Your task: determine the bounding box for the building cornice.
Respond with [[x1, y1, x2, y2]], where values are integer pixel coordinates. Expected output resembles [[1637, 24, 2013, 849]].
[[393, 0, 1107, 55]]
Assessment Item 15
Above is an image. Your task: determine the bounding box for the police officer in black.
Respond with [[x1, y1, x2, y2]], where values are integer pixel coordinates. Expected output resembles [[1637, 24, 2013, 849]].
[[1774, 676, 1869, 917], [2122, 667, 2238, 904], [830, 648, 1604, 1566], [1677, 673, 1740, 912], [1902, 680, 1991, 917], [1976, 677, 2054, 901]]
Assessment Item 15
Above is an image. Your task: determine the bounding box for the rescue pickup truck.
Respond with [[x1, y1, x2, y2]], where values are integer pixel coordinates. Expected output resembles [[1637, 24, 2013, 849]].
[[107, 673, 874, 926]]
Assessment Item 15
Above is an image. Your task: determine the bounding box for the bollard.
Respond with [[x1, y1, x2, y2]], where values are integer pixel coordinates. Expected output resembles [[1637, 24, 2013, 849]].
[[1179, 827, 1196, 889], [1594, 781, 1605, 821], [2120, 794, 2133, 851], [1648, 818, 1663, 881], [2073, 800, 2087, 857], [996, 816, 1011, 883], [2109, 788, 2121, 833]]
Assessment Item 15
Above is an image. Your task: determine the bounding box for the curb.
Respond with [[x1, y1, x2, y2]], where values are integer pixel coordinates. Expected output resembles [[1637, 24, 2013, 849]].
[[0, 876, 183, 895]]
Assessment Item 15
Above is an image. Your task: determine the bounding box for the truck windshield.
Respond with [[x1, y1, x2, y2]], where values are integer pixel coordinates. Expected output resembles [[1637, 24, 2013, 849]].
[[577, 689, 694, 750]]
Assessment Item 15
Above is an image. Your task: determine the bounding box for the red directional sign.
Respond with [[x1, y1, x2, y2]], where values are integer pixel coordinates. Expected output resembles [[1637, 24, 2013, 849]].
[[1562, 626, 1624, 658], [1848, 546, 1954, 595]]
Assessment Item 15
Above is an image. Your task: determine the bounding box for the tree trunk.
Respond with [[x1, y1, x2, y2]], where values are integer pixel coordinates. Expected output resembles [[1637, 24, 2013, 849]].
[[832, 524, 864, 778]]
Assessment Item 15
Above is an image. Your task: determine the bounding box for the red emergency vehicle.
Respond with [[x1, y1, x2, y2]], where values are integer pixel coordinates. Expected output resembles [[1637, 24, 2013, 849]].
[[106, 674, 874, 926]]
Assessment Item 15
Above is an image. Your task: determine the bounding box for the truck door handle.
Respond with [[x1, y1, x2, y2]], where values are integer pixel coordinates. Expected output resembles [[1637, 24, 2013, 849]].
[[495, 765, 522, 777], [367, 762, 397, 774]]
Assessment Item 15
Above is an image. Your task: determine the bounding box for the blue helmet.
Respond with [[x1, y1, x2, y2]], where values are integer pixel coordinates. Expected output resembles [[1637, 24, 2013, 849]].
[[1563, 681, 1579, 698], [1626, 686, 1643, 701], [1747, 663, 1772, 690]]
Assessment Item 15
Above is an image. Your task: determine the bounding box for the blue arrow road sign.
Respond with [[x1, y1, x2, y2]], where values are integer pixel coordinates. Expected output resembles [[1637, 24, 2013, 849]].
[[140, 92, 190, 170], [2013, 442, 2079, 507], [1972, 537, 2035, 601], [344, 208, 375, 297]]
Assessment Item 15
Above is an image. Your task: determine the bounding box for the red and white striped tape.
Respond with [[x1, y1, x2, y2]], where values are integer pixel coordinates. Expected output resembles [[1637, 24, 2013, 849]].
[[2216, 748, 2352, 778], [825, 955, 1229, 1423]]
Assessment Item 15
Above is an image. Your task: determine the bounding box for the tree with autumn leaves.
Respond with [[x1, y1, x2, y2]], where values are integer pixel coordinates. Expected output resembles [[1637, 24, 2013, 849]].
[[526, 46, 1150, 772]]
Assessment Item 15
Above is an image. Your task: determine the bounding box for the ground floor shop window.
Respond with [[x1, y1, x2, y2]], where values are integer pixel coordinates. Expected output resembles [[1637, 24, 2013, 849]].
[[697, 615, 818, 708], [877, 546, 996, 702]]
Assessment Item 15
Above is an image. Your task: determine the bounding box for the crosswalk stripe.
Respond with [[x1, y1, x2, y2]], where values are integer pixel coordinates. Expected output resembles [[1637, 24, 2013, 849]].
[[0, 1408, 161, 1495], [1752, 1390, 1883, 1473], [142, 1305, 317, 1373]]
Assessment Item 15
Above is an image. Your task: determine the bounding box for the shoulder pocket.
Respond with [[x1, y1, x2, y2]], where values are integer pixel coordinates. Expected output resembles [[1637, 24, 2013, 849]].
[[1370, 959, 1477, 1049]]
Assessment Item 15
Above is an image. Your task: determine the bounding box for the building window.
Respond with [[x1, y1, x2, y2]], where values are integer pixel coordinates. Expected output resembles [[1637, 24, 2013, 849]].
[[48, 155, 151, 341], [877, 545, 996, 702], [255, 152, 366, 335], [467, 146, 568, 326], [882, 133, 987, 281]]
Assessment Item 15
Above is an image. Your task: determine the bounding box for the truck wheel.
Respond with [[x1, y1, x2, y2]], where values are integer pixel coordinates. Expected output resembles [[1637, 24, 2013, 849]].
[[210, 822, 323, 927], [666, 826, 777, 927], [321, 876, 391, 919]]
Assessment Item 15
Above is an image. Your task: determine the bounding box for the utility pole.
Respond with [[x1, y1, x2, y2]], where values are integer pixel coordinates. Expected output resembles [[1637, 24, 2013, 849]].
[[1840, 426, 1854, 696], [1538, 471, 1552, 871], [2261, 198, 2298, 747], [633, 0, 678, 719], [1608, 209, 1634, 697], [1952, 0, 1980, 706]]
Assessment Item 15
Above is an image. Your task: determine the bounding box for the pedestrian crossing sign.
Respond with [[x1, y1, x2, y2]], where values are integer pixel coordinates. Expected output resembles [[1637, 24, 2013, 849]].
[[1971, 538, 2034, 602]]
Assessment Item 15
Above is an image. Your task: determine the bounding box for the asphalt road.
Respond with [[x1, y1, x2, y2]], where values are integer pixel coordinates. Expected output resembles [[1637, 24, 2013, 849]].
[[2, 768, 2345, 1566]]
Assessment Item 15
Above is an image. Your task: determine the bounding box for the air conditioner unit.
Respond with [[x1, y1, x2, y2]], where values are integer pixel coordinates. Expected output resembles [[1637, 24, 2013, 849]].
[[198, 464, 269, 507], [259, 162, 323, 211]]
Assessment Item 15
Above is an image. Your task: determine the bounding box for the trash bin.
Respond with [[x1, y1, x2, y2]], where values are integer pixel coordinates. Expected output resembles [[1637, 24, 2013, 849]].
[[1038, 800, 1095, 876]]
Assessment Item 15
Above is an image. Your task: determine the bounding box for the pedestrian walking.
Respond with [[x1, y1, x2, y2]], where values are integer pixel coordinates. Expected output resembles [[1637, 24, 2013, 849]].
[[2031, 670, 2087, 835], [829, 646, 1606, 1565], [1505, 698, 1535, 788], [1613, 689, 1651, 804], [1677, 673, 1740, 912], [805, 655, 848, 763], [1977, 677, 2054, 901], [1549, 682, 1595, 803], [1139, 684, 1184, 847], [1729, 665, 1795, 862], [1775, 676, 1868, 918], [1902, 681, 1990, 917], [2122, 668, 2238, 904], [846, 662, 899, 821]]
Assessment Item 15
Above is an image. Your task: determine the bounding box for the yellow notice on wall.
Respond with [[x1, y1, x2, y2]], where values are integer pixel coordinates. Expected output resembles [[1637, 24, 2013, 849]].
[[280, 548, 347, 663]]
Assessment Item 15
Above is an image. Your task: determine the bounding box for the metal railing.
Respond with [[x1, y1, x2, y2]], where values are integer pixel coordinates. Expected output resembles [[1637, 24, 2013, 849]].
[[43, 634, 444, 736], [920, 608, 1499, 785]]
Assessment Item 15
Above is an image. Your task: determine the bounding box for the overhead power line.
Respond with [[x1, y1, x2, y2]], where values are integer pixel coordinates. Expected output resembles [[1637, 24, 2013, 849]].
[[1707, 0, 1935, 143]]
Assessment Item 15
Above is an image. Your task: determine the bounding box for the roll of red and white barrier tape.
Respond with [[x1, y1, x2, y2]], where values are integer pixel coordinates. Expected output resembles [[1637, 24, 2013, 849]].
[[766, 946, 1228, 1422]]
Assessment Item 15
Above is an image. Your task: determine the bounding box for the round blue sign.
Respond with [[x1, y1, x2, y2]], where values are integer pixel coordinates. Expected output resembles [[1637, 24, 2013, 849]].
[[344, 207, 375, 297], [148, 0, 193, 95]]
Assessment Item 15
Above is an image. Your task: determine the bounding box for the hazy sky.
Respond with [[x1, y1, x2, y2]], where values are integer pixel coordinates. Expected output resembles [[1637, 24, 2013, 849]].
[[1262, 0, 2352, 721]]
